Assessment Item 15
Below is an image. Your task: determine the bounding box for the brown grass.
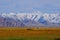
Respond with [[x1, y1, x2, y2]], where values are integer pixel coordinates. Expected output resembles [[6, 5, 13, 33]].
[[0, 27, 60, 38]]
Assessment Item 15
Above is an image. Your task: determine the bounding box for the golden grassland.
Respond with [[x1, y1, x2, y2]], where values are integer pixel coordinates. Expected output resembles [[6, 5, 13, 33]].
[[0, 27, 60, 38]]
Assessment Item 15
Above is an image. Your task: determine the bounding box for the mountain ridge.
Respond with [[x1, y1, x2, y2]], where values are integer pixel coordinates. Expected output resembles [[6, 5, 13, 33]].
[[0, 12, 60, 27]]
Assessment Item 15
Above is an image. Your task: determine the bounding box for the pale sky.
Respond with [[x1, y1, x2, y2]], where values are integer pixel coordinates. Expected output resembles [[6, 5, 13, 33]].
[[0, 0, 60, 13]]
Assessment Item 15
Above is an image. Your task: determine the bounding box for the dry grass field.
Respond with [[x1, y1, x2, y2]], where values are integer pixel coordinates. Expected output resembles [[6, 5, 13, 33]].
[[0, 27, 60, 40]]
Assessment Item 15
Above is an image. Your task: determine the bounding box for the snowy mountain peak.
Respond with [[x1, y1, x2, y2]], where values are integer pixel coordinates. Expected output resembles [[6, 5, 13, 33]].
[[0, 11, 60, 27]]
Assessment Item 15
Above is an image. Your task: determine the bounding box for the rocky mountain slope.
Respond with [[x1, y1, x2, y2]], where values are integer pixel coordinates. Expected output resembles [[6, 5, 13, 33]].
[[0, 12, 60, 27]]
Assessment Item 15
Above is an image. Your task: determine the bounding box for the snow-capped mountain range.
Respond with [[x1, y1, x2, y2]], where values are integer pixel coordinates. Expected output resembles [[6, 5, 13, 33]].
[[0, 11, 60, 28]]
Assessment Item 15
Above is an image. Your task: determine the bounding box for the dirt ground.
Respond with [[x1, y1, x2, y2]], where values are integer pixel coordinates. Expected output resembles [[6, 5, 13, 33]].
[[0, 27, 60, 38]]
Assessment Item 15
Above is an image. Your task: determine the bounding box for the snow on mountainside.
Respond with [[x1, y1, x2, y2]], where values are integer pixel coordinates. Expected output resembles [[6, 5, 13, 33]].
[[0, 11, 60, 27]]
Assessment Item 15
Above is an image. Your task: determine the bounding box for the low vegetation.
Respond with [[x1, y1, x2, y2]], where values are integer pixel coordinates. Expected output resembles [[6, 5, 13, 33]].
[[0, 28, 60, 40]]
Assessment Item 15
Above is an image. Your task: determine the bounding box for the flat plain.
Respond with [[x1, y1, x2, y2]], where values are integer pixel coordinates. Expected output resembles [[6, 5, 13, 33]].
[[0, 27, 60, 40]]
